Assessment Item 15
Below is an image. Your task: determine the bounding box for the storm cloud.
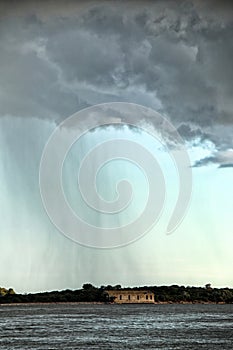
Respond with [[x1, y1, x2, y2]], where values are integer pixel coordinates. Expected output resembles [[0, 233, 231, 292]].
[[0, 0, 233, 166], [193, 149, 233, 168]]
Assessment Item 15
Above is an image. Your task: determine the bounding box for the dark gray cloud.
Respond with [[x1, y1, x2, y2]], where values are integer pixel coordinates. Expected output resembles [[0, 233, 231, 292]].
[[193, 156, 218, 167], [177, 123, 212, 143], [219, 163, 233, 169], [193, 150, 233, 168], [0, 0, 233, 166]]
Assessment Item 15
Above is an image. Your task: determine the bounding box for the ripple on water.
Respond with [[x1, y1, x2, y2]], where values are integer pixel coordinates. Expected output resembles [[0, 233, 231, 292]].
[[0, 304, 233, 349]]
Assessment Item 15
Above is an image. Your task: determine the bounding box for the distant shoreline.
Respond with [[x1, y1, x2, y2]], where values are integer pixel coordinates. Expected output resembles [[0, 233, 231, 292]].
[[0, 302, 104, 306], [1, 284, 233, 304], [0, 301, 229, 306]]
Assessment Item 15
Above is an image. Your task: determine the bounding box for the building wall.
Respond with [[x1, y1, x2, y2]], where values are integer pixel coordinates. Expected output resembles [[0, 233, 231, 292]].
[[106, 290, 154, 304]]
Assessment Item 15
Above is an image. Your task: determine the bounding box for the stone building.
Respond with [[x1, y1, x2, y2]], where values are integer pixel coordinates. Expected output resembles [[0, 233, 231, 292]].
[[105, 290, 154, 304]]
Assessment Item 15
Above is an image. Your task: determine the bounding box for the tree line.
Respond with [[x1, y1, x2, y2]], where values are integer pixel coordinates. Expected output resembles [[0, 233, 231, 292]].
[[1, 283, 233, 304]]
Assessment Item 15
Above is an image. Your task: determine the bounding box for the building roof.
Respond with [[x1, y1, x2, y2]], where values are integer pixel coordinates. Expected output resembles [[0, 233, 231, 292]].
[[105, 289, 154, 294]]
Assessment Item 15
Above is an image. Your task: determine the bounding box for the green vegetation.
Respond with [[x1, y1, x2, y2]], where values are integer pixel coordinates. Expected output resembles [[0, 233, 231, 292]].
[[0, 287, 15, 296], [0, 284, 233, 304]]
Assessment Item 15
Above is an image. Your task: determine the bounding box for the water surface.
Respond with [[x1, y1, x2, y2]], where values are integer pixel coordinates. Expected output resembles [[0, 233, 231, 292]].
[[0, 303, 232, 349]]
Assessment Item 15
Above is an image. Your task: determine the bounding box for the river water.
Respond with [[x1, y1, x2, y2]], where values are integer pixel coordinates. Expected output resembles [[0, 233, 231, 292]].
[[0, 303, 232, 349]]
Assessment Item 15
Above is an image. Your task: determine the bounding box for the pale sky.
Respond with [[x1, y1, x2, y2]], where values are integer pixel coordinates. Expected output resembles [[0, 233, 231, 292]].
[[0, 0, 233, 293]]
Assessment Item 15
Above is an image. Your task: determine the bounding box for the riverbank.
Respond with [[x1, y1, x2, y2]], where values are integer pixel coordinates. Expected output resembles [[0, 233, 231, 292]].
[[1, 283, 233, 304], [0, 301, 230, 306]]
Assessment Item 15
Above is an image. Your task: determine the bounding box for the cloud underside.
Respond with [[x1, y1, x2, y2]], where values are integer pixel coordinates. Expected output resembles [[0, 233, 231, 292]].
[[0, 0, 233, 167], [193, 150, 233, 168]]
